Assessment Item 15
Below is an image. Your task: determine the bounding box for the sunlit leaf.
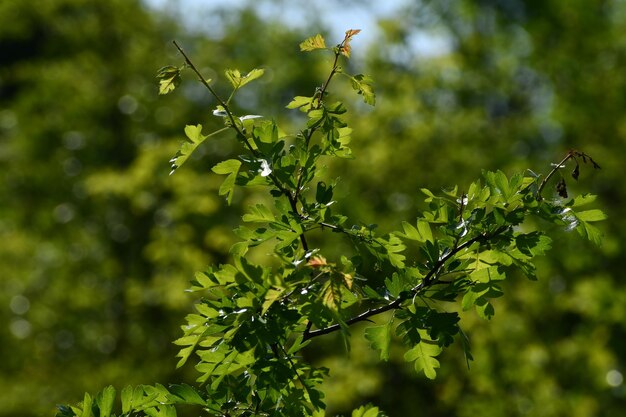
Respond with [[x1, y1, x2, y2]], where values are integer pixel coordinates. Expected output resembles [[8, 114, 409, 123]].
[[515, 232, 552, 257], [225, 68, 265, 89], [168, 384, 206, 406], [404, 331, 442, 379], [80, 393, 93, 417], [350, 74, 376, 105], [300, 33, 326, 51], [352, 404, 381, 417], [170, 124, 227, 175], [576, 209, 607, 222], [364, 323, 391, 361], [95, 386, 115, 417], [156, 65, 182, 95], [211, 159, 242, 205], [242, 203, 275, 223]]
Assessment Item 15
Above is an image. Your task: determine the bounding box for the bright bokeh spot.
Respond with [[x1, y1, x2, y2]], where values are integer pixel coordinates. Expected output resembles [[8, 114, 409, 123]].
[[606, 370, 624, 387]]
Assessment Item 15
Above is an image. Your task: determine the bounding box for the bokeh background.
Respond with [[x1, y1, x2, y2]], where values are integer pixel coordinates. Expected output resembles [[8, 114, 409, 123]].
[[1, 0, 624, 416]]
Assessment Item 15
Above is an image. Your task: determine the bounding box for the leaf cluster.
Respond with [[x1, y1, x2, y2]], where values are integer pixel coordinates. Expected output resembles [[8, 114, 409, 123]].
[[60, 30, 604, 417]]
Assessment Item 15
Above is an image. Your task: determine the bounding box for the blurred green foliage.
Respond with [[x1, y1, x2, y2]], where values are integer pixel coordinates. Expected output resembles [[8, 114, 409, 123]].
[[0, 0, 624, 416]]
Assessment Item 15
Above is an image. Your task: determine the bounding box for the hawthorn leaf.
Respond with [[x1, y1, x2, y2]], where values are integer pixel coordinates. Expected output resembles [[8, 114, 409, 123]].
[[340, 29, 361, 58], [287, 95, 315, 110], [225, 68, 265, 89], [121, 386, 134, 414], [400, 221, 420, 241], [211, 159, 242, 205], [170, 125, 228, 175], [577, 221, 604, 246], [575, 209, 607, 222], [262, 287, 285, 315], [350, 74, 376, 105], [300, 34, 326, 51], [168, 384, 206, 406], [404, 332, 442, 379], [242, 203, 275, 223], [156, 65, 182, 95], [95, 386, 116, 417], [364, 323, 391, 361], [239, 68, 265, 88], [416, 219, 433, 243], [515, 232, 552, 257], [352, 404, 381, 417], [80, 393, 93, 417], [469, 266, 505, 282]]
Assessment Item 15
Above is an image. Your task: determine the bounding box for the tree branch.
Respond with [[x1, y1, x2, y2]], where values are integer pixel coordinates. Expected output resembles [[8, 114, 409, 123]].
[[173, 40, 309, 252], [302, 226, 509, 341]]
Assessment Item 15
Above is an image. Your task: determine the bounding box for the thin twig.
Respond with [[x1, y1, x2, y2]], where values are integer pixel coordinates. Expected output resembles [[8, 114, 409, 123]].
[[536, 151, 574, 200]]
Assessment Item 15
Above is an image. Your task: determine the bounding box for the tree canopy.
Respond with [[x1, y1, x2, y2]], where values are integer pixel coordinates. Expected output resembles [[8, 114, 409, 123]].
[[1, 1, 623, 416]]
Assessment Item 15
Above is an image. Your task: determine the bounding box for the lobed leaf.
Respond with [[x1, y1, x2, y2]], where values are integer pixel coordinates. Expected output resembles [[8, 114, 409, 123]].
[[352, 404, 382, 417], [242, 203, 275, 223], [168, 384, 206, 406], [350, 74, 376, 105], [404, 331, 442, 379], [95, 386, 115, 417], [211, 159, 242, 205], [364, 322, 392, 361], [156, 65, 182, 95], [300, 33, 326, 51], [170, 124, 227, 175], [287, 95, 315, 110], [225, 68, 265, 90]]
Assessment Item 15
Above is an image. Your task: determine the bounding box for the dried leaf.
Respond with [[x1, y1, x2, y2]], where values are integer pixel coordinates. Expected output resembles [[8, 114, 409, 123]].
[[572, 163, 580, 180], [339, 29, 361, 58], [556, 178, 568, 198]]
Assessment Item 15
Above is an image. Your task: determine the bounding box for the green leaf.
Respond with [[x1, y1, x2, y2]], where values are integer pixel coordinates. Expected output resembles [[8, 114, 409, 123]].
[[170, 125, 228, 175], [168, 384, 206, 406], [224, 68, 265, 89], [286, 95, 315, 110], [575, 209, 607, 222], [121, 386, 133, 414], [316, 181, 334, 205], [80, 392, 93, 417], [174, 333, 204, 369], [239, 68, 264, 88], [384, 273, 404, 298], [475, 299, 496, 320], [261, 287, 284, 315], [515, 232, 552, 257], [577, 221, 604, 246], [242, 203, 275, 223], [156, 65, 182, 95], [400, 221, 419, 241], [299, 34, 326, 51], [352, 404, 382, 417], [364, 322, 392, 361], [568, 193, 597, 207], [421, 188, 436, 202], [469, 265, 505, 282], [416, 219, 433, 243], [427, 312, 460, 347], [404, 331, 442, 379], [350, 74, 376, 105], [211, 159, 242, 205], [95, 386, 116, 417]]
